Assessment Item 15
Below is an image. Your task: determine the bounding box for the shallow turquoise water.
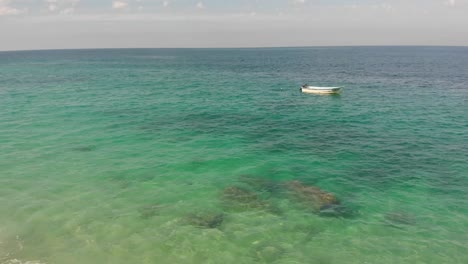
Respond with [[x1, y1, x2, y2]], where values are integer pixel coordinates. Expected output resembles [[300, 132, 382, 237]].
[[0, 47, 467, 264]]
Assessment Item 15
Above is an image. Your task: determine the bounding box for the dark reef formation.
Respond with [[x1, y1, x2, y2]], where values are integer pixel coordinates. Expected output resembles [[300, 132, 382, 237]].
[[139, 204, 166, 219], [286, 180, 339, 209], [184, 212, 224, 229], [238, 175, 281, 194]]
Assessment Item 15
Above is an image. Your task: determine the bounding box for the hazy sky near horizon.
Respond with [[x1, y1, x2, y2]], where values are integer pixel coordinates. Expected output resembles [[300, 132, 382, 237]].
[[0, 0, 467, 51]]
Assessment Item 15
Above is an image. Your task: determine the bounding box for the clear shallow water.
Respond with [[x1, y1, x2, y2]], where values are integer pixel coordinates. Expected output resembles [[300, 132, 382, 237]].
[[0, 47, 467, 264]]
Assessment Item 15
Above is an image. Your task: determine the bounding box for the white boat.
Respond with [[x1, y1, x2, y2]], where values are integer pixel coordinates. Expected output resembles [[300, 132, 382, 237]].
[[300, 85, 342, 94]]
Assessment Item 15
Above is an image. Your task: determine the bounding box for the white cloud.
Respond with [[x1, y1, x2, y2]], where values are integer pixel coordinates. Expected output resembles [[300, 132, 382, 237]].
[[0, 0, 23, 16], [380, 3, 393, 11], [48, 4, 57, 11], [196, 2, 204, 9], [46, 0, 80, 5], [2, 0, 468, 51], [45, 0, 79, 13], [293, 0, 306, 4], [113, 1, 128, 9], [60, 7, 74, 15], [0, 6, 21, 15], [446, 0, 456, 6]]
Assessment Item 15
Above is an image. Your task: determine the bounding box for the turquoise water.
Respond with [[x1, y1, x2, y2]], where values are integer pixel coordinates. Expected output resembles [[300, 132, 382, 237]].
[[0, 47, 467, 264]]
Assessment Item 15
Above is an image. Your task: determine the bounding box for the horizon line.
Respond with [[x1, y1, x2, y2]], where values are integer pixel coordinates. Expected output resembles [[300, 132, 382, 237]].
[[1, 45, 468, 53]]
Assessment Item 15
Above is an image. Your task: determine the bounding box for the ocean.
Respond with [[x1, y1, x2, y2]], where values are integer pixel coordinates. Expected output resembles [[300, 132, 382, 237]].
[[0, 47, 467, 263]]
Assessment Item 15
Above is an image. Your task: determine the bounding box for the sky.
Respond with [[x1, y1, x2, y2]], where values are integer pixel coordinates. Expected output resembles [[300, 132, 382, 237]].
[[0, 0, 467, 51]]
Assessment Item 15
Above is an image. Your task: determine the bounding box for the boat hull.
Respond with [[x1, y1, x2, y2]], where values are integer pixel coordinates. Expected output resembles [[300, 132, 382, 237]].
[[301, 87, 342, 94]]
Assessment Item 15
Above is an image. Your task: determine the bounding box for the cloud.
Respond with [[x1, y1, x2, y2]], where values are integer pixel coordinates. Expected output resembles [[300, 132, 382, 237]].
[[196, 2, 204, 9], [0, 0, 23, 16], [48, 5, 57, 12], [112, 1, 128, 9], [60, 7, 74, 15], [2, 0, 468, 51], [293, 0, 306, 4], [45, 0, 79, 14], [0, 6, 21, 15], [380, 3, 393, 11]]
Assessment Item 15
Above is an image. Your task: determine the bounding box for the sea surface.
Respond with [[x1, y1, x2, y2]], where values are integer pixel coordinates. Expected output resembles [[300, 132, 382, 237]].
[[0, 47, 467, 264]]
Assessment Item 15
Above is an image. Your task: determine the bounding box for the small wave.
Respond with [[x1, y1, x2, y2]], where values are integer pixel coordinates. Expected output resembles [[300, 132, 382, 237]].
[[2, 260, 45, 264]]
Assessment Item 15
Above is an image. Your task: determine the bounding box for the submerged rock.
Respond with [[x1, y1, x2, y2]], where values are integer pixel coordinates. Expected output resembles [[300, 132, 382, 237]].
[[238, 175, 281, 194], [221, 186, 280, 214], [222, 186, 259, 204], [139, 204, 165, 219], [252, 241, 285, 263], [285, 180, 343, 215], [184, 212, 224, 229]]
